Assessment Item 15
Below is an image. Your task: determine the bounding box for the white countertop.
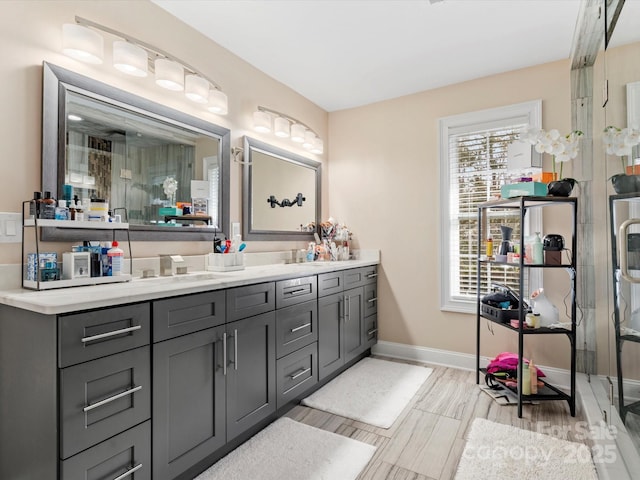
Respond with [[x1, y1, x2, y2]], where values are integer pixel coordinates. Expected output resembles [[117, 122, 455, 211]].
[[0, 257, 379, 315]]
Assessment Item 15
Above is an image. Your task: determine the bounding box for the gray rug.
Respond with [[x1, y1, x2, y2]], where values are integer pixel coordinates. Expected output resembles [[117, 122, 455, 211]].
[[194, 417, 376, 480]]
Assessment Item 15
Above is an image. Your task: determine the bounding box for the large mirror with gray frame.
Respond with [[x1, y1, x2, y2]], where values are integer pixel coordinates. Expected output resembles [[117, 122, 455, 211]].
[[243, 137, 320, 241], [42, 62, 230, 241]]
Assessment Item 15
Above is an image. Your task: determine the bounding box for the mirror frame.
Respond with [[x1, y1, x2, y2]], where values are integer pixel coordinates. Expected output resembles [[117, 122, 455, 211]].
[[41, 62, 231, 241], [243, 136, 321, 241]]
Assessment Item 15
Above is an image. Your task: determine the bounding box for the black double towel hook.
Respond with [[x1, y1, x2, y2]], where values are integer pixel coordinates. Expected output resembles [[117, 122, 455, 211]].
[[267, 193, 305, 208]]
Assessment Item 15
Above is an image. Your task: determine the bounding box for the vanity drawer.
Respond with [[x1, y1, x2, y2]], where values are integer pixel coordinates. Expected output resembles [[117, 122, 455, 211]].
[[276, 342, 318, 407], [276, 300, 318, 359], [364, 283, 378, 317], [152, 291, 225, 342], [59, 303, 150, 368], [365, 314, 378, 348], [60, 421, 151, 480], [317, 271, 344, 297], [60, 346, 151, 459], [276, 276, 317, 309], [344, 266, 378, 289], [226, 282, 275, 322]]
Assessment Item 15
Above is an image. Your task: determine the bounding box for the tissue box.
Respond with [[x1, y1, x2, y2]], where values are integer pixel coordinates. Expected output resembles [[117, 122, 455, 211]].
[[27, 252, 58, 281], [501, 182, 548, 199], [159, 207, 182, 216]]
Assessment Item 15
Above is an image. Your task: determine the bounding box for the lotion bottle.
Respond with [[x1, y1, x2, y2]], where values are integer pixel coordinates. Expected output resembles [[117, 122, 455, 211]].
[[107, 241, 124, 276], [522, 362, 531, 395], [530, 358, 538, 394]]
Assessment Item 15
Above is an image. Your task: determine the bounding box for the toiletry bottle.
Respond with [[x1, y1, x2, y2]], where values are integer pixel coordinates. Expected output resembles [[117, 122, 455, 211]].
[[107, 241, 124, 276], [30, 191, 42, 219], [55, 199, 69, 220], [486, 237, 493, 258], [522, 362, 531, 395], [306, 242, 315, 262], [533, 232, 543, 264], [75, 200, 84, 222], [529, 358, 538, 394], [41, 191, 56, 219]]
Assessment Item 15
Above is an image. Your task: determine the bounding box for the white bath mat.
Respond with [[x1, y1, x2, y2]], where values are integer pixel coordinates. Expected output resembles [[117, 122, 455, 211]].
[[194, 417, 376, 480], [455, 418, 597, 480], [302, 357, 433, 428]]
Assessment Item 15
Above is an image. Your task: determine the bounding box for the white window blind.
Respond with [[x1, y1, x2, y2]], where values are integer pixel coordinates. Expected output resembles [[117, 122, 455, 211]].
[[439, 101, 541, 313]]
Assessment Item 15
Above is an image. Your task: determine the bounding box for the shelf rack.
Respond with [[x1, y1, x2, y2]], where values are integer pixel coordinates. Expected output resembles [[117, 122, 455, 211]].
[[21, 201, 132, 290], [475, 195, 577, 418]]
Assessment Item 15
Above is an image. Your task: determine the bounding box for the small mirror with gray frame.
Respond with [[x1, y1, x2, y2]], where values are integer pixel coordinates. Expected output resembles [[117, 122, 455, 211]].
[[243, 137, 320, 241]]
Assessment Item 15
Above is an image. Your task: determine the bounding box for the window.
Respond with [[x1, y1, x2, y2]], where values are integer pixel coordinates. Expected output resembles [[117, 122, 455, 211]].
[[439, 100, 542, 313]]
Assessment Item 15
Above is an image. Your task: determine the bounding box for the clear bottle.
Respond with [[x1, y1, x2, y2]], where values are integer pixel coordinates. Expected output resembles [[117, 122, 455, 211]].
[[107, 241, 124, 276], [55, 199, 69, 220], [522, 362, 531, 395], [306, 242, 315, 262]]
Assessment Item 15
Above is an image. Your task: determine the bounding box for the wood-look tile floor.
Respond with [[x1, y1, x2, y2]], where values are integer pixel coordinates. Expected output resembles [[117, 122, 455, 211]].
[[284, 357, 588, 480]]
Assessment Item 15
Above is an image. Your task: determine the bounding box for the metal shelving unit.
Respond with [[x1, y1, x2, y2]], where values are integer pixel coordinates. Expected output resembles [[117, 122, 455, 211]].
[[475, 195, 577, 418], [21, 200, 132, 290]]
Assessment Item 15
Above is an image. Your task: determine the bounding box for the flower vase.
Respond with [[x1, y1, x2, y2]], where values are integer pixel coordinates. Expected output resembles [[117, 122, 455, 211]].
[[547, 178, 575, 197], [611, 174, 640, 194]]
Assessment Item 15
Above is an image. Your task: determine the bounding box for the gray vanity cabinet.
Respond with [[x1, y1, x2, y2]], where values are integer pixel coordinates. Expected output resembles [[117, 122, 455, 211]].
[[152, 325, 226, 480], [318, 266, 378, 380], [225, 311, 276, 440]]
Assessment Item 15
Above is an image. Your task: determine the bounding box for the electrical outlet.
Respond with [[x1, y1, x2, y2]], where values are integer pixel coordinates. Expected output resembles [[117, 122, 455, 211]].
[[0, 212, 22, 243]]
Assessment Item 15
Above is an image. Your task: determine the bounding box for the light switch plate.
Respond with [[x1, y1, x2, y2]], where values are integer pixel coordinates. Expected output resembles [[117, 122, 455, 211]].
[[0, 212, 22, 243]]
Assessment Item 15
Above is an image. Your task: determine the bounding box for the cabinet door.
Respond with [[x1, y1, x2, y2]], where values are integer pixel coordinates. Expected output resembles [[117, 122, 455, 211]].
[[344, 287, 365, 363], [317, 271, 344, 297], [226, 312, 276, 441], [318, 292, 344, 380], [152, 326, 226, 480], [152, 291, 225, 342], [226, 283, 275, 322]]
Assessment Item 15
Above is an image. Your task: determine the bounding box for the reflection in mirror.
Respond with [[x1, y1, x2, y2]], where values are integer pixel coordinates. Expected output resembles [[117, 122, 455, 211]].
[[243, 137, 320, 241], [42, 62, 230, 241]]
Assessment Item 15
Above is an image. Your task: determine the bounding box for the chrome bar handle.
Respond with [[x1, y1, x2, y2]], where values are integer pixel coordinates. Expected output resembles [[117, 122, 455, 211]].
[[290, 367, 311, 380], [83, 385, 142, 412], [81, 325, 141, 343], [234, 329, 238, 370], [367, 297, 378, 304], [291, 322, 312, 333], [112, 464, 143, 480], [366, 272, 378, 278], [619, 219, 640, 283], [345, 295, 350, 321], [223, 332, 228, 376], [287, 288, 307, 295], [367, 328, 378, 336]]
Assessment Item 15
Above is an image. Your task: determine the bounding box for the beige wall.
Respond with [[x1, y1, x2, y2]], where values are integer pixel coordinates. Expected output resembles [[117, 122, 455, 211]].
[[0, 0, 328, 265], [328, 60, 578, 370]]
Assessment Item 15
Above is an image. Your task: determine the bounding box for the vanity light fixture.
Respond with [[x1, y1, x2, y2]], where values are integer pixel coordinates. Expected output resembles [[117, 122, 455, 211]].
[[61, 16, 228, 114], [253, 106, 323, 154]]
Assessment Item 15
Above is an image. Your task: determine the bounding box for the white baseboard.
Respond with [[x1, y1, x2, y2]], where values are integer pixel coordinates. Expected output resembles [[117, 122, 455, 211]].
[[371, 340, 572, 390]]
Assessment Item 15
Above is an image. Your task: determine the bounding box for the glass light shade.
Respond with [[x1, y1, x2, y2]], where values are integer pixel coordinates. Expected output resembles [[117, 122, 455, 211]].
[[62, 23, 104, 64], [113, 41, 148, 77], [155, 58, 184, 91], [207, 89, 228, 115], [253, 111, 272, 133], [311, 138, 324, 154], [185, 74, 209, 103], [290, 123, 306, 143], [302, 131, 316, 150], [274, 117, 290, 138]]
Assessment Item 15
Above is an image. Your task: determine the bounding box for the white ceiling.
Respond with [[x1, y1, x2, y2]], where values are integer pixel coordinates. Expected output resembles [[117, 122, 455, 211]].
[[153, 0, 640, 112]]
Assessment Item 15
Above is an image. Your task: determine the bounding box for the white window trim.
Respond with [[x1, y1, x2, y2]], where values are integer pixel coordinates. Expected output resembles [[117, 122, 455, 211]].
[[438, 100, 542, 313]]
